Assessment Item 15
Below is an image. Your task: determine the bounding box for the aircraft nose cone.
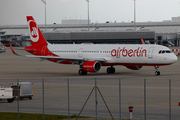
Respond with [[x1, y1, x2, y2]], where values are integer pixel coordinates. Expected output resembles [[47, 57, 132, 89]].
[[171, 54, 178, 63]]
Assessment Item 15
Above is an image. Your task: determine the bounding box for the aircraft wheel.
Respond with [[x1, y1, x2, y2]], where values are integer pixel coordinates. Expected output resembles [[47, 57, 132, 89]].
[[111, 67, 115, 73], [107, 68, 111, 73], [107, 67, 115, 74], [83, 70, 87, 75], [79, 69, 84, 75], [7, 98, 14, 103], [29, 96, 32, 100], [79, 69, 87, 75], [155, 71, 160, 76]]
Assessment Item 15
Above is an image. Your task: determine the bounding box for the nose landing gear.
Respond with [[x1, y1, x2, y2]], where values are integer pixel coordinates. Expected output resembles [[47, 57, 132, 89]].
[[154, 66, 160, 76]]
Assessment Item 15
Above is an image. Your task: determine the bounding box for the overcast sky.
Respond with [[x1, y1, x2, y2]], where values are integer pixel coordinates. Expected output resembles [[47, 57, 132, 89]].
[[1, 0, 180, 25]]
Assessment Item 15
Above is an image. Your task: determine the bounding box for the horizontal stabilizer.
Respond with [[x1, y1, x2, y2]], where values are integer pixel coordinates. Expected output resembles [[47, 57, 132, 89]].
[[25, 46, 37, 52]]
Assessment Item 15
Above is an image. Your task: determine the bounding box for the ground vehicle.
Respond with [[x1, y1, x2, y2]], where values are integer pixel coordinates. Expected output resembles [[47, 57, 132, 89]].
[[0, 42, 6, 53], [11, 82, 33, 100], [0, 87, 14, 103]]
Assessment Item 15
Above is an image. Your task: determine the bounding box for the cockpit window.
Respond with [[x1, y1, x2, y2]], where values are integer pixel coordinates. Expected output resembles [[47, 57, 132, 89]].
[[158, 50, 172, 54], [165, 50, 171, 53]]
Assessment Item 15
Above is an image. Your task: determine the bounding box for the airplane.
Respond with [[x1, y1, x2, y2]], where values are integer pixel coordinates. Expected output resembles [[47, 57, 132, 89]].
[[9, 16, 178, 75]]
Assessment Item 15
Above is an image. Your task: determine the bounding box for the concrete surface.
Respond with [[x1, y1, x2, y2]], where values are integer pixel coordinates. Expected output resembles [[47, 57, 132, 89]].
[[0, 47, 180, 120]]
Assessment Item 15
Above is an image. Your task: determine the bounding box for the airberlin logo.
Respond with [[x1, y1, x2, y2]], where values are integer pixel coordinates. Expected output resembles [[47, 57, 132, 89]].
[[31, 27, 38, 38], [29, 20, 39, 42], [111, 47, 147, 58]]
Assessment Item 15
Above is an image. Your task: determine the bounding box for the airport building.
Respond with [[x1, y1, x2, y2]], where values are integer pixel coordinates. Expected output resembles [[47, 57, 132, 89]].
[[43, 31, 154, 44], [1, 16, 180, 46]]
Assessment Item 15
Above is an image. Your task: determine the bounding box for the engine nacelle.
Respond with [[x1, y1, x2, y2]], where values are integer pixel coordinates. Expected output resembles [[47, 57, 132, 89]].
[[82, 61, 101, 72], [125, 65, 143, 70]]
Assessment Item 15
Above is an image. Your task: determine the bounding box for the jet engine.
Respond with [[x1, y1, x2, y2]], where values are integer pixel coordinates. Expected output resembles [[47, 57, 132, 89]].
[[125, 65, 143, 70], [82, 61, 101, 72]]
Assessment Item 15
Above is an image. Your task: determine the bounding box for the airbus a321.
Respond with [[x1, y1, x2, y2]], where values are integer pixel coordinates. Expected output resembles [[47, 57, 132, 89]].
[[9, 16, 177, 75]]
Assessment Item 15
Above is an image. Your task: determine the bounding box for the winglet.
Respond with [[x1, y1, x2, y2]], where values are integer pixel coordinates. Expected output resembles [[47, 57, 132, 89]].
[[141, 38, 145, 44], [9, 43, 16, 55], [9, 43, 23, 56]]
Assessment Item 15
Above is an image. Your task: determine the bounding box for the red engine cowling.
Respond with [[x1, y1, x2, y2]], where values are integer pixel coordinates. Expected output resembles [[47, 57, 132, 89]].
[[125, 65, 143, 70], [82, 61, 101, 72]]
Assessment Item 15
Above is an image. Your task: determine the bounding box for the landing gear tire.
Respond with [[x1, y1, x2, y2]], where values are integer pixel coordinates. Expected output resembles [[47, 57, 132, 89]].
[[7, 98, 14, 103], [154, 66, 160, 76], [79, 69, 87, 75], [107, 67, 115, 74], [155, 71, 160, 76], [29, 96, 32, 100]]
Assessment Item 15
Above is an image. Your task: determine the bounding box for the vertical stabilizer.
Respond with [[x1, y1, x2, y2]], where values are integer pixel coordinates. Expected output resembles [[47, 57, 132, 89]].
[[26, 16, 48, 49]]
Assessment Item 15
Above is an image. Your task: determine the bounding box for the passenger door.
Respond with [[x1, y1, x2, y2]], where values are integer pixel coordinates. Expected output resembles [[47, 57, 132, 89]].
[[78, 48, 83, 57], [148, 47, 154, 59]]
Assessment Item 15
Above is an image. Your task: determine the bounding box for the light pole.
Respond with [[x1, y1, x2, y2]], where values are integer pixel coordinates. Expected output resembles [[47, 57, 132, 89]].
[[134, 0, 136, 31], [86, 0, 90, 31], [41, 0, 46, 31]]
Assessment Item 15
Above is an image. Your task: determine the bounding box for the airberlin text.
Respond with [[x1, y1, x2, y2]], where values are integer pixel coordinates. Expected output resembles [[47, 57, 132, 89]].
[[111, 47, 147, 58]]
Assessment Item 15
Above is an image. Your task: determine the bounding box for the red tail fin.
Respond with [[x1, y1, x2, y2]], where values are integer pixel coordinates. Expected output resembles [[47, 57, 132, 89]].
[[26, 16, 48, 49]]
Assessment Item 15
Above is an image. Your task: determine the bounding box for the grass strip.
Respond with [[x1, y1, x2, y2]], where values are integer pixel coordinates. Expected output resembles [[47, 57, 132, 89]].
[[0, 112, 89, 120]]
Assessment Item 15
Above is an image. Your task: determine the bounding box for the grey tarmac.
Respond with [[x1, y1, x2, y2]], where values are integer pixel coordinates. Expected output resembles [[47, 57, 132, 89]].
[[0, 47, 180, 120]]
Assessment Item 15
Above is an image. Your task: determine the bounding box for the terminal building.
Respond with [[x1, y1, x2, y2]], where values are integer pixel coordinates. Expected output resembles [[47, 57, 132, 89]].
[[0, 16, 180, 47], [43, 31, 154, 44]]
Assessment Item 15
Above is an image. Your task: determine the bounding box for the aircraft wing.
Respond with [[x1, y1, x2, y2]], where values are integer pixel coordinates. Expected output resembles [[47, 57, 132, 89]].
[[9, 43, 106, 62], [25, 55, 106, 62]]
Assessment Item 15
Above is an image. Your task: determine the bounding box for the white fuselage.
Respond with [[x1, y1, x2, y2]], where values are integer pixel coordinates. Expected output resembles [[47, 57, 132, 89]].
[[47, 44, 177, 66]]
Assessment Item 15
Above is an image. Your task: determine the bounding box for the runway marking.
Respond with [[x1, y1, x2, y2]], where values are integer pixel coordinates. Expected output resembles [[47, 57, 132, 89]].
[[161, 103, 169, 105], [147, 104, 155, 106], [55, 70, 70, 72], [135, 105, 145, 107]]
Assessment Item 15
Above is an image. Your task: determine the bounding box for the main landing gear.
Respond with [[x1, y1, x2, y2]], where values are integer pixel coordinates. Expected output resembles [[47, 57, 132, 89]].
[[107, 66, 115, 74], [79, 62, 87, 75], [155, 66, 160, 76], [79, 69, 87, 75], [78, 66, 116, 75]]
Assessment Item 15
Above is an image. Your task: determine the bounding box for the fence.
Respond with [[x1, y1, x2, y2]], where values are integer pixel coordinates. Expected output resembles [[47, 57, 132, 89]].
[[0, 78, 180, 120]]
